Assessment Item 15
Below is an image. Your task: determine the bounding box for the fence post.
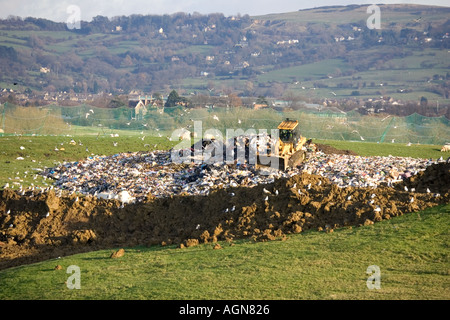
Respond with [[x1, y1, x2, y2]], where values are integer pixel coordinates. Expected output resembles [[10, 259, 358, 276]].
[[380, 117, 395, 143]]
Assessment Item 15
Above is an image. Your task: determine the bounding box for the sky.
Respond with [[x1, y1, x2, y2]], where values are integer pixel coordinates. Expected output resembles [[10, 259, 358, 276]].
[[1, 0, 449, 22]]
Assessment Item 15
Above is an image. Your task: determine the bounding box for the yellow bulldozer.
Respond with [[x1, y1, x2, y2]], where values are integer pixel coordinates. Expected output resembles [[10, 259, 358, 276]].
[[256, 119, 313, 171]]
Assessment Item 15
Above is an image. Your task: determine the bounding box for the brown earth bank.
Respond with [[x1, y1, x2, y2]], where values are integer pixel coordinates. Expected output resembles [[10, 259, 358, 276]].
[[316, 144, 358, 156], [0, 163, 449, 271]]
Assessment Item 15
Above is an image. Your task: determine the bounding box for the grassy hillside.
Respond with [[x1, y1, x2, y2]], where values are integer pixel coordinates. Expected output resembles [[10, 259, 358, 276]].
[[255, 4, 450, 25], [0, 4, 449, 110], [256, 49, 450, 103]]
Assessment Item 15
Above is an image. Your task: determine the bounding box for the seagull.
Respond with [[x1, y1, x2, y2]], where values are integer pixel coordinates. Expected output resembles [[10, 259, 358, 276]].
[[264, 196, 269, 201], [426, 188, 431, 194], [213, 115, 220, 121], [86, 113, 90, 119], [20, 146, 25, 150], [263, 188, 271, 194], [410, 197, 414, 203], [89, 109, 94, 114], [196, 224, 201, 230], [404, 186, 408, 192]]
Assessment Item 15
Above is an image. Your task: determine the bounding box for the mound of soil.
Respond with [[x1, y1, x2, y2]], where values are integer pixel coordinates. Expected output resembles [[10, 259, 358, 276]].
[[1, 163, 449, 271], [395, 162, 450, 194], [316, 143, 358, 156]]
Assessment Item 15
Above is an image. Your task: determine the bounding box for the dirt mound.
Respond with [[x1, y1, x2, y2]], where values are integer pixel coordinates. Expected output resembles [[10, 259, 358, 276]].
[[1, 163, 449, 271], [316, 144, 358, 156], [394, 162, 450, 194]]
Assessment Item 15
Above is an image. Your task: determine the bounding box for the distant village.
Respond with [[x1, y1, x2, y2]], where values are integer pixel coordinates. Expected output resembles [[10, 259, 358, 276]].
[[0, 86, 446, 119]]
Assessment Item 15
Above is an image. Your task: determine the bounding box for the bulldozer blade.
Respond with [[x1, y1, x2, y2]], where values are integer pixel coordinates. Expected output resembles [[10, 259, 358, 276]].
[[288, 150, 306, 168], [256, 155, 289, 171]]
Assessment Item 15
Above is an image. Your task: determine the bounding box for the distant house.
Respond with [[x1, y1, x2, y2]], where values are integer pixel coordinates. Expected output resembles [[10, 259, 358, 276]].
[[134, 96, 152, 120], [135, 100, 147, 112]]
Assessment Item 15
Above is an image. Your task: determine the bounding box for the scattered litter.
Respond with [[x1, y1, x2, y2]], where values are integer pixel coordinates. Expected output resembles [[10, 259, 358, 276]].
[[39, 149, 443, 203]]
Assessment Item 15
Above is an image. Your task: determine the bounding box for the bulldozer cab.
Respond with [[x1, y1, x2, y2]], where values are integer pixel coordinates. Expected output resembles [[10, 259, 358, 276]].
[[256, 118, 308, 171], [278, 119, 300, 143]]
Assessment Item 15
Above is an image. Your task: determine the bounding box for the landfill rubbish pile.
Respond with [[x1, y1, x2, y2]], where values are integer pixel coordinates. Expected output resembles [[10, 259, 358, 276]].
[[40, 146, 441, 200], [0, 145, 449, 270]]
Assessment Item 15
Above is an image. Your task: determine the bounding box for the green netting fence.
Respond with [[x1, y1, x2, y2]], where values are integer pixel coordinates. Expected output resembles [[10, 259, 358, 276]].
[[1, 102, 449, 145]]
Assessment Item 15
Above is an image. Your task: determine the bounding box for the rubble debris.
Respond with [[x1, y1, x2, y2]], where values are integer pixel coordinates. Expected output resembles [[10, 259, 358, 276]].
[[39, 149, 442, 201]]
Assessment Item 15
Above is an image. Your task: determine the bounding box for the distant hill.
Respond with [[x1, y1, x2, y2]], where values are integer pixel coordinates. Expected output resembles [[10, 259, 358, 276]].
[[0, 4, 449, 113]]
